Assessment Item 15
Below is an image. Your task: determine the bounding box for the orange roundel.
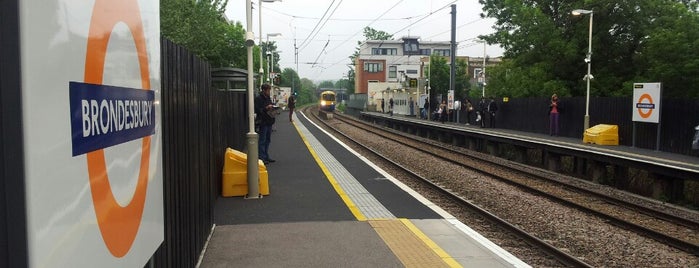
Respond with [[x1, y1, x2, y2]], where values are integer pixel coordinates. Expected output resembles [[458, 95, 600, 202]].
[[637, 93, 654, 119], [84, 0, 151, 257]]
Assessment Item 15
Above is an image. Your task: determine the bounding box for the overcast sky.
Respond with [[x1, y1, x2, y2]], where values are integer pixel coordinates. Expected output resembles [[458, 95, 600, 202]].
[[225, 0, 504, 82]]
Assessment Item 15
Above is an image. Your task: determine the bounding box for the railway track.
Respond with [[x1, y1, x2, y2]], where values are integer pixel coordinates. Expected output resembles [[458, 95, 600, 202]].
[[329, 110, 699, 255], [303, 107, 592, 267], [302, 106, 699, 266]]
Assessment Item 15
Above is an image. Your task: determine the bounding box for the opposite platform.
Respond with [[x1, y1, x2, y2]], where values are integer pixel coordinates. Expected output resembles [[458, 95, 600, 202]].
[[199, 111, 528, 268]]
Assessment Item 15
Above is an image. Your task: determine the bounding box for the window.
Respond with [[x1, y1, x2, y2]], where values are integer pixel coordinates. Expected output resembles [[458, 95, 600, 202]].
[[403, 39, 420, 55], [473, 68, 483, 78], [372, 48, 397, 55], [364, 62, 383, 73], [434, 49, 450, 56], [419, 49, 431, 55], [388, 66, 397, 78], [406, 69, 418, 74]]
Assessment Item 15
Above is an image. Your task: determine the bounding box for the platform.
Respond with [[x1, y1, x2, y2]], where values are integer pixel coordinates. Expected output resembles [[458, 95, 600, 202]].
[[199, 112, 529, 268]]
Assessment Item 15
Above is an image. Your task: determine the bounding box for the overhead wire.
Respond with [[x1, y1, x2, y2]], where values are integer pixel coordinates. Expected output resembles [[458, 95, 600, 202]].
[[297, 0, 343, 52]]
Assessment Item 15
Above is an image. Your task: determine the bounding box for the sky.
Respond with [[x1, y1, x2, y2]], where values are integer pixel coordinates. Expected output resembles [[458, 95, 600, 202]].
[[225, 0, 504, 82]]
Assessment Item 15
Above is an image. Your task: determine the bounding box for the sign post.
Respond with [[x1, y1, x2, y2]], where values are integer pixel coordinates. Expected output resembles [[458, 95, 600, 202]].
[[632, 82, 662, 150]]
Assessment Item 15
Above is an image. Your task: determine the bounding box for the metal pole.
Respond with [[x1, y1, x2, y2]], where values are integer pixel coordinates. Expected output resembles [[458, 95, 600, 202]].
[[449, 4, 456, 96], [482, 41, 486, 97], [267, 35, 271, 83], [258, 0, 264, 86], [584, 12, 593, 131], [271, 51, 275, 87], [246, 0, 260, 199]]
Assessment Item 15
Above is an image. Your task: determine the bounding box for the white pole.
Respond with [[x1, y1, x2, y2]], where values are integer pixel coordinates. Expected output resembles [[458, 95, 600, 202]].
[[271, 50, 275, 87], [266, 35, 271, 83], [584, 12, 593, 130], [482, 41, 486, 97], [246, 0, 260, 199], [258, 0, 265, 85]]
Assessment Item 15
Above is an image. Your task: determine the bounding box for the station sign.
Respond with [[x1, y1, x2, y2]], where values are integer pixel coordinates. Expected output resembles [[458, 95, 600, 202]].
[[20, 0, 163, 267], [632, 83, 662, 123]]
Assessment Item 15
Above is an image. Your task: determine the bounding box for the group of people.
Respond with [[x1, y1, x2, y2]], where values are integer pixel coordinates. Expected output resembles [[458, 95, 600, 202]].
[[422, 94, 560, 135], [380, 98, 394, 116], [462, 97, 498, 128]]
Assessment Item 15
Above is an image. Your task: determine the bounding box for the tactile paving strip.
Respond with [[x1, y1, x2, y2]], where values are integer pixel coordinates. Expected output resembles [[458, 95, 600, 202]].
[[369, 219, 452, 268], [295, 117, 395, 220]]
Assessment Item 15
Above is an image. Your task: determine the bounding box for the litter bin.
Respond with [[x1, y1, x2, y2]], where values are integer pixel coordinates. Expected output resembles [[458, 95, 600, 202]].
[[692, 125, 699, 150], [222, 148, 269, 197]]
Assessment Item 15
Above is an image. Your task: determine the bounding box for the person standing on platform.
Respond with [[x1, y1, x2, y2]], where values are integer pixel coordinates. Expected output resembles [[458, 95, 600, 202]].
[[549, 93, 560, 136], [439, 100, 448, 123], [287, 93, 296, 122], [464, 98, 474, 125], [381, 98, 385, 113], [409, 97, 414, 116], [255, 84, 276, 164], [422, 98, 430, 119], [487, 96, 498, 128], [389, 97, 394, 116], [477, 97, 487, 128]]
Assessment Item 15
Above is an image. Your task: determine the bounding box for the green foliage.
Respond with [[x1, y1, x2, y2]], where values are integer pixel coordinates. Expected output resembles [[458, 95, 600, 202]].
[[428, 56, 470, 99], [478, 0, 699, 98], [279, 68, 300, 93], [318, 81, 335, 88], [161, 0, 249, 68], [334, 79, 352, 91], [297, 78, 317, 105]]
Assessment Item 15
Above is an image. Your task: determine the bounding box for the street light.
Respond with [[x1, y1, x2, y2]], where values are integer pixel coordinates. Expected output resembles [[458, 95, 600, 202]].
[[572, 8, 593, 131], [258, 0, 282, 86], [266, 33, 282, 84], [245, 0, 260, 199]]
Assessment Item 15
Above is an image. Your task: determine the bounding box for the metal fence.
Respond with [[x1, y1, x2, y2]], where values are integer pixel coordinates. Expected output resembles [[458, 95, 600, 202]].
[[453, 96, 699, 156], [150, 38, 249, 267]]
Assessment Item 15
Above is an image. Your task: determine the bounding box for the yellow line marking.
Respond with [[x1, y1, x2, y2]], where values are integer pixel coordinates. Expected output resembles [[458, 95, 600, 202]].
[[294, 116, 460, 267], [400, 219, 462, 268], [292, 120, 367, 221], [369, 219, 461, 268]]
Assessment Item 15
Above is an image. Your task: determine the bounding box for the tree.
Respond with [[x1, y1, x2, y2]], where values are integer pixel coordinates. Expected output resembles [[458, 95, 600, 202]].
[[429, 55, 450, 100], [478, 0, 699, 98], [161, 0, 249, 68], [318, 81, 335, 88], [334, 79, 352, 91], [298, 78, 317, 105]]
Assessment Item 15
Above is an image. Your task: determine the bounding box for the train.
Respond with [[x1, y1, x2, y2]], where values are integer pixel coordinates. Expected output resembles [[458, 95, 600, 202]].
[[319, 90, 336, 112]]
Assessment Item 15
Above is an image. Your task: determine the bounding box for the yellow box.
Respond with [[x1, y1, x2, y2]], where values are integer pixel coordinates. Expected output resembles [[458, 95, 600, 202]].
[[222, 148, 269, 197], [583, 124, 619, 145]]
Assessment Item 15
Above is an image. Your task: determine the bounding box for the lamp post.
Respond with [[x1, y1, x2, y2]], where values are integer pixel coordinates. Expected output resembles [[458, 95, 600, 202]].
[[245, 0, 260, 199], [258, 0, 281, 87], [266, 33, 281, 84], [482, 40, 486, 97], [572, 9, 593, 131]]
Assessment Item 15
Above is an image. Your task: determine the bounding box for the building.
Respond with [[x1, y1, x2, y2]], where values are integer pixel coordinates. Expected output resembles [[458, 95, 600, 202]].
[[355, 36, 451, 94], [355, 37, 452, 115]]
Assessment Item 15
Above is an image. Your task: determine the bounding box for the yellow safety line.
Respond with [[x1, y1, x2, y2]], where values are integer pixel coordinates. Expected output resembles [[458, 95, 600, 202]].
[[293, 118, 460, 267], [399, 219, 463, 268], [292, 120, 367, 221]]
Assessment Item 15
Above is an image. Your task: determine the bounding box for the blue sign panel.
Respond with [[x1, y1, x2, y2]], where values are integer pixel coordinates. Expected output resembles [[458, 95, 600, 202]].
[[69, 82, 155, 156]]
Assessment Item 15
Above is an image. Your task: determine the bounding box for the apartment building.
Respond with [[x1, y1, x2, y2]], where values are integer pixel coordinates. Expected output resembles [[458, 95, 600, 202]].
[[354, 37, 451, 94]]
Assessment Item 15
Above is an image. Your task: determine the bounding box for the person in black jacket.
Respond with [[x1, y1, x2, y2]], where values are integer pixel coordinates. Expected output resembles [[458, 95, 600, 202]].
[[477, 97, 487, 128], [487, 96, 498, 128], [287, 94, 296, 122], [255, 84, 276, 164]]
